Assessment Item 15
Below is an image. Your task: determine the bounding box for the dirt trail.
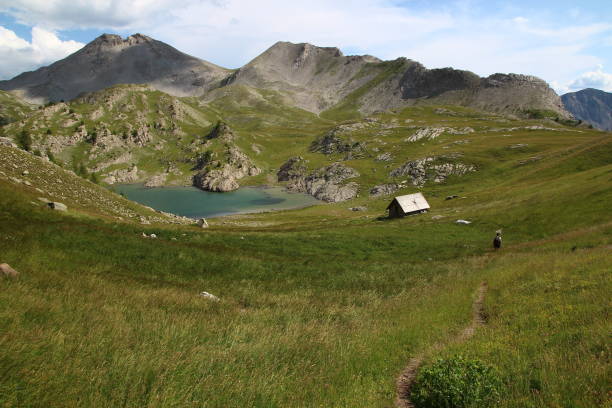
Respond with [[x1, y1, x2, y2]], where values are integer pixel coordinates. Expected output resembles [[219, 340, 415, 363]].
[[395, 282, 488, 408]]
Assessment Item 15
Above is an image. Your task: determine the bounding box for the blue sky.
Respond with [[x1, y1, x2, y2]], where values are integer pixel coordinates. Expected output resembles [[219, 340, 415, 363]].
[[0, 0, 611, 94]]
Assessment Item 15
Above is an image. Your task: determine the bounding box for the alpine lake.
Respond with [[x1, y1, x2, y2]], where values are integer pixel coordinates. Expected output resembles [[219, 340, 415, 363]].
[[114, 184, 320, 218]]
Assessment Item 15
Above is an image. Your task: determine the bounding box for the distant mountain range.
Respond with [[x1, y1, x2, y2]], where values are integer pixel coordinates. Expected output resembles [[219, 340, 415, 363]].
[[561, 88, 612, 131], [0, 33, 569, 117]]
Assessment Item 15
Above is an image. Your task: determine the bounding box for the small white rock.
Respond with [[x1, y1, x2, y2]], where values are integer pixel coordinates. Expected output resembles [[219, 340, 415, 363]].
[[456, 219, 472, 225], [200, 291, 220, 301]]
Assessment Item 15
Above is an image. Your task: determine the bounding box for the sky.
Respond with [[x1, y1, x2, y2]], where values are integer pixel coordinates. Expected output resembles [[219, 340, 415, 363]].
[[0, 0, 611, 95]]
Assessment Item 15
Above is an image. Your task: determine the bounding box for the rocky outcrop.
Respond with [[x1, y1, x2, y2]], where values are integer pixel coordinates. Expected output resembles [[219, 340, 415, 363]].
[[390, 156, 476, 186], [206, 121, 235, 141], [278, 159, 359, 202], [144, 173, 167, 188], [310, 128, 368, 159], [193, 145, 261, 192], [370, 183, 400, 197], [103, 164, 139, 184], [404, 126, 475, 142]]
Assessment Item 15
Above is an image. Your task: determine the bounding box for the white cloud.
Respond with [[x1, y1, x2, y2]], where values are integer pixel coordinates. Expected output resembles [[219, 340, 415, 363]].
[[566, 65, 612, 92], [0, 26, 83, 79], [0, 0, 200, 30]]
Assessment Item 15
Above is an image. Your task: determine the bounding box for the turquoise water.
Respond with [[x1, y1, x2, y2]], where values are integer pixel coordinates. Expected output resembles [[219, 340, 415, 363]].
[[114, 184, 319, 218]]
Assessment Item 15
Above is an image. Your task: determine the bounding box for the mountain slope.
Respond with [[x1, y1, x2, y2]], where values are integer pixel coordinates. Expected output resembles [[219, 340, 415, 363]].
[[562, 88, 612, 131], [220, 41, 382, 112], [1, 34, 569, 118], [0, 34, 230, 104], [0, 90, 34, 126]]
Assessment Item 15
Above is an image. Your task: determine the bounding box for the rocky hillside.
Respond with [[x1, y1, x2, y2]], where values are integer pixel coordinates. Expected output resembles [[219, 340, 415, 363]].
[[0, 90, 34, 126], [562, 88, 612, 131], [0, 34, 229, 104], [0, 34, 569, 118], [0, 143, 190, 224]]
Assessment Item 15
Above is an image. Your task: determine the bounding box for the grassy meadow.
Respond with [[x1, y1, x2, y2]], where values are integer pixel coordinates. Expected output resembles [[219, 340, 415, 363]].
[[0, 105, 611, 407]]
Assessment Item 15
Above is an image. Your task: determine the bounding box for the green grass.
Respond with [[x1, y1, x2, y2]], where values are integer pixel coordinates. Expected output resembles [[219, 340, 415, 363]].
[[0, 98, 610, 407]]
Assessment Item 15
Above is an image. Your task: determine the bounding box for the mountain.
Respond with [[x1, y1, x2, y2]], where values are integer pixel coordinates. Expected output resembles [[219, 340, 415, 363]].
[[0, 34, 569, 118], [0, 34, 229, 104], [219, 41, 382, 112], [561, 88, 612, 131]]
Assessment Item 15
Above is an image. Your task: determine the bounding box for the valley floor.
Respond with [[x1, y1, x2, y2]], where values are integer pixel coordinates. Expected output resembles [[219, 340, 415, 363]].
[[0, 113, 610, 407]]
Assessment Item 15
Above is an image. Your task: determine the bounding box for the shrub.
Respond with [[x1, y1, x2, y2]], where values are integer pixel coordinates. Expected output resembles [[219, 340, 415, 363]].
[[17, 130, 32, 151], [411, 355, 502, 408]]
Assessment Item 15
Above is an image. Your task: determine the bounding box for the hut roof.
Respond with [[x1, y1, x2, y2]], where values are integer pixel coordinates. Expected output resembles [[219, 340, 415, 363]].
[[387, 193, 430, 213]]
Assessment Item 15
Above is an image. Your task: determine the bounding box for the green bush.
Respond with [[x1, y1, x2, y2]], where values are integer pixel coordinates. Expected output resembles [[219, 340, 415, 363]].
[[412, 356, 502, 408], [17, 130, 32, 151]]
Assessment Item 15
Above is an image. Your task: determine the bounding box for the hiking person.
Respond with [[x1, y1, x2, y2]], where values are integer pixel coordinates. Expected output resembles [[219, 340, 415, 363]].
[[493, 231, 502, 250]]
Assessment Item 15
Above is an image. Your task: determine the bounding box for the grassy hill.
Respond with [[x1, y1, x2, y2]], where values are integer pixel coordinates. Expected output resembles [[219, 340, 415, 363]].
[[0, 92, 610, 407]]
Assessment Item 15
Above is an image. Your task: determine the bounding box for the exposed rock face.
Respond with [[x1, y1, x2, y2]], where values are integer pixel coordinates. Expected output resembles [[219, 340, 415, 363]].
[[103, 164, 139, 184], [375, 152, 393, 162], [0, 33, 229, 103], [277, 156, 309, 186], [562, 88, 612, 131], [193, 145, 261, 192], [310, 128, 367, 158], [370, 183, 400, 197], [278, 158, 359, 202], [206, 121, 235, 141], [404, 126, 475, 143], [144, 173, 167, 188], [359, 59, 570, 117], [390, 156, 476, 186]]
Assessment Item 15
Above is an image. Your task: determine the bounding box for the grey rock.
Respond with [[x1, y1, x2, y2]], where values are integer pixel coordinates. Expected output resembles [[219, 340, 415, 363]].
[[370, 183, 399, 197], [197, 218, 209, 228], [456, 219, 472, 224], [144, 173, 167, 188], [390, 156, 476, 186], [349, 206, 367, 211], [278, 159, 359, 202], [375, 152, 393, 162], [194, 131, 261, 192]]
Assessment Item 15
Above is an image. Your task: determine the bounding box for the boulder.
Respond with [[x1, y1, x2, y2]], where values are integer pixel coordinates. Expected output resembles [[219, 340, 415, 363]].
[[197, 218, 209, 228], [0, 263, 19, 278], [48, 202, 67, 211]]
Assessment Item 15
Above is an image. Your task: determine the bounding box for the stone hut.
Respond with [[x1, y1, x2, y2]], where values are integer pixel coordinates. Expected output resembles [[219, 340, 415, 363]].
[[387, 193, 430, 218]]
